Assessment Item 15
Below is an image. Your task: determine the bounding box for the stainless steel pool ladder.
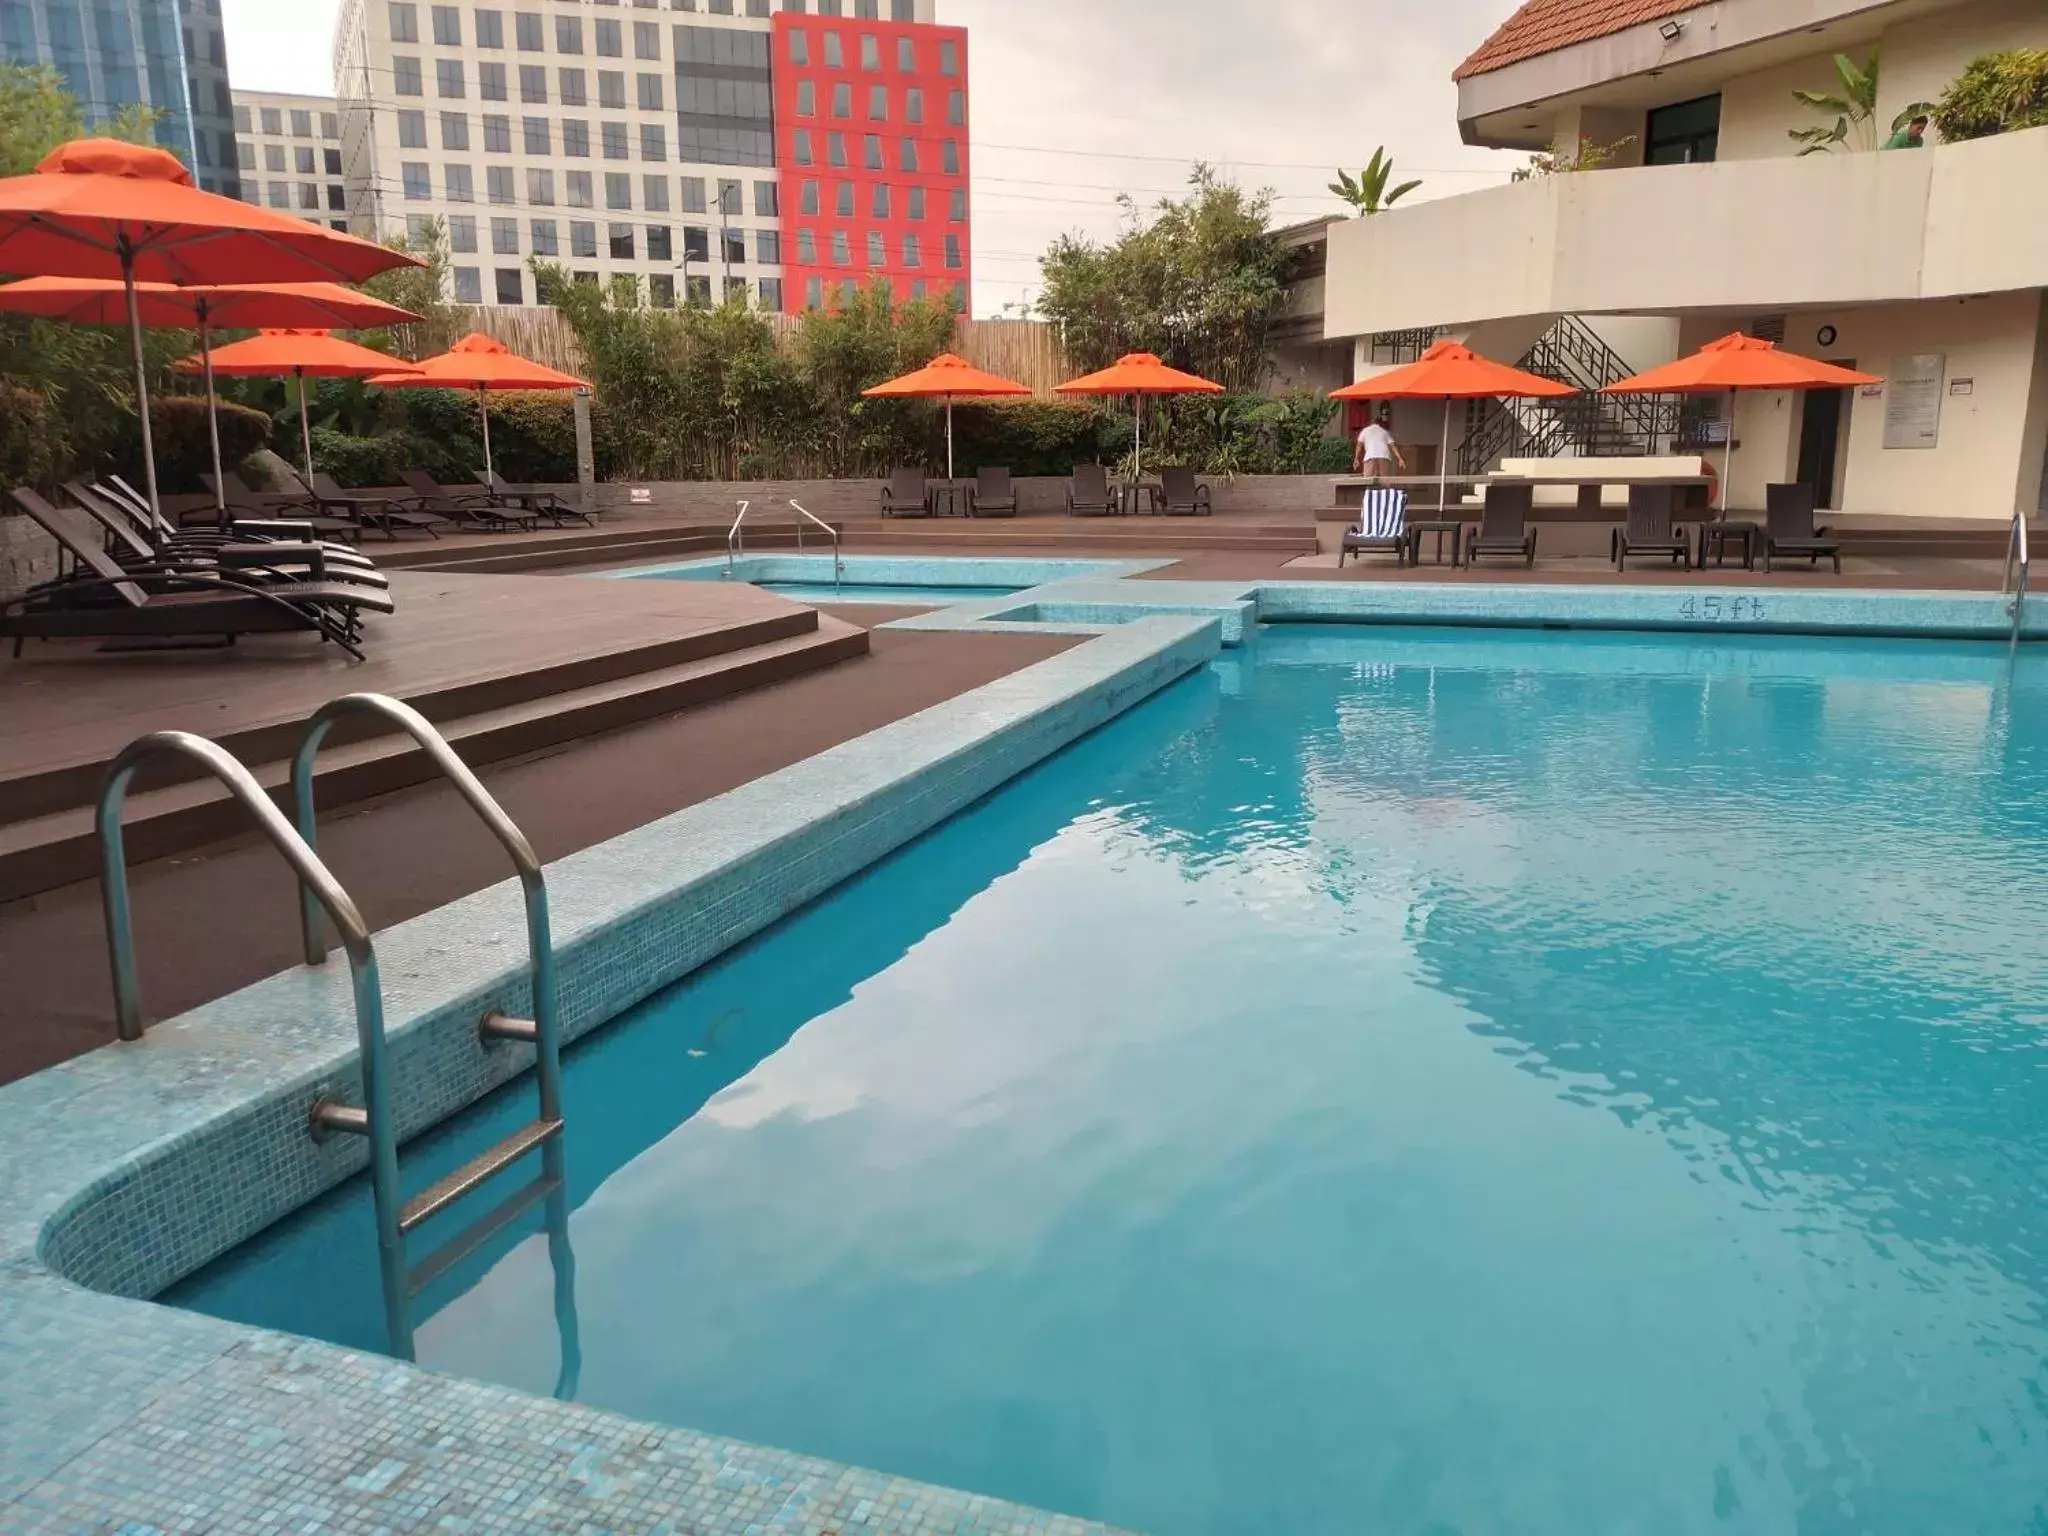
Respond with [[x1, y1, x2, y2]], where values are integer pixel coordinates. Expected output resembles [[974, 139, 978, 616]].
[[726, 497, 844, 595], [2005, 509, 2030, 651], [94, 696, 568, 1363]]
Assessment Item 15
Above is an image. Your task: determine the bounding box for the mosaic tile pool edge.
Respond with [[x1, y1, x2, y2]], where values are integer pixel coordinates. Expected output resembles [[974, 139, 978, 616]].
[[0, 613, 1216, 1535]]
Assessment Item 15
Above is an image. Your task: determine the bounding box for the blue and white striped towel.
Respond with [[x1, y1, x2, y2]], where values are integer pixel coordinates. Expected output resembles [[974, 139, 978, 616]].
[[1357, 487, 1409, 540]]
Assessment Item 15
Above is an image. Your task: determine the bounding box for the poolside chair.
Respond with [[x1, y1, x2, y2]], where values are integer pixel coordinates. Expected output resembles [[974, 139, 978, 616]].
[[3, 490, 390, 659], [195, 472, 365, 542], [970, 466, 1018, 518], [1613, 483, 1691, 572], [63, 483, 388, 592], [1464, 482, 1538, 569], [880, 466, 931, 518], [1157, 465, 1213, 517], [306, 473, 445, 539], [1067, 463, 1118, 518], [481, 470, 594, 527], [1340, 487, 1410, 568], [1762, 482, 1842, 574], [397, 470, 541, 532]]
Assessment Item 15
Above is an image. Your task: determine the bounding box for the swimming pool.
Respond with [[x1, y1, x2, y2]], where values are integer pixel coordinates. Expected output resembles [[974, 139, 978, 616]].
[[758, 579, 1025, 606], [170, 626, 2048, 1536]]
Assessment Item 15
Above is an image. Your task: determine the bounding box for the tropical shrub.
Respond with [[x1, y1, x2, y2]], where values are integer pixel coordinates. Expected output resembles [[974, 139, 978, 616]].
[[1933, 49, 2048, 142], [125, 396, 273, 492], [0, 384, 55, 489], [950, 401, 1109, 476], [1788, 51, 1934, 154]]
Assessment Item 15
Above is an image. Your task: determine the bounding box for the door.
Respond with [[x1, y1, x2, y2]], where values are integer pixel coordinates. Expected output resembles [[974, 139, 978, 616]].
[[1797, 387, 1848, 509]]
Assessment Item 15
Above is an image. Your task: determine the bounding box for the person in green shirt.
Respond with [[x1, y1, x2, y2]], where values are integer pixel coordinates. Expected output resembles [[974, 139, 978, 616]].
[[1884, 115, 1931, 149]]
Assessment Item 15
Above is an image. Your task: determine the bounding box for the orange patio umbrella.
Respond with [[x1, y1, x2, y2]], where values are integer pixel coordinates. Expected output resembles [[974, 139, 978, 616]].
[[1056, 353, 1224, 479], [187, 329, 423, 485], [863, 352, 1031, 480], [367, 332, 588, 483], [1333, 339, 1577, 515], [0, 139, 418, 517], [1604, 333, 1879, 508], [0, 278, 420, 520]]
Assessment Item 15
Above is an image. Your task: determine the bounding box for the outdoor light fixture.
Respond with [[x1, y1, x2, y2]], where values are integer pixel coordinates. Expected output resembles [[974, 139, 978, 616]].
[[1659, 19, 1685, 40]]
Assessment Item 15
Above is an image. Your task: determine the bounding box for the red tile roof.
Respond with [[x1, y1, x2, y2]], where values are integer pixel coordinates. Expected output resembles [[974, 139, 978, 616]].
[[1455, 0, 1708, 81]]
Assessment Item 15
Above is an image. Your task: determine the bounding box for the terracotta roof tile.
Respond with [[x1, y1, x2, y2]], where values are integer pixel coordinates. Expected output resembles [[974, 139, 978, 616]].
[[1455, 0, 1708, 81]]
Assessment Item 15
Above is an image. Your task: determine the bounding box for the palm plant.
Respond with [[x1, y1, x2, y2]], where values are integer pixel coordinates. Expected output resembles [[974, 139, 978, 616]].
[[1789, 50, 1935, 154], [1329, 147, 1421, 216]]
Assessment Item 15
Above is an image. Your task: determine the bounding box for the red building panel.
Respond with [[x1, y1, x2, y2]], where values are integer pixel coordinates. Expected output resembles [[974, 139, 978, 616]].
[[770, 12, 970, 315]]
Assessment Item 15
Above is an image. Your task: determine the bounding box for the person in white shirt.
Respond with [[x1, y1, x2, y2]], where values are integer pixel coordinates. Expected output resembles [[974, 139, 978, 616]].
[[1354, 410, 1407, 478]]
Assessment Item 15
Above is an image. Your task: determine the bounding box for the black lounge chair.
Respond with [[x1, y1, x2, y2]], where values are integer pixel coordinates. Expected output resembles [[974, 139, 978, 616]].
[[61, 483, 389, 592], [1340, 487, 1410, 567], [880, 466, 930, 518], [1067, 463, 1118, 518], [1613, 483, 1691, 571], [1465, 482, 1538, 569], [481, 470, 594, 527], [194, 472, 364, 542], [397, 469, 540, 532], [1762, 482, 1842, 574], [1157, 465, 1213, 517], [3, 489, 390, 659], [970, 466, 1017, 518]]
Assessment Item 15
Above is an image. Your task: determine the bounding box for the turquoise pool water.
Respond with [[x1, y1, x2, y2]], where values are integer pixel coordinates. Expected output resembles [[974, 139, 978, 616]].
[[170, 627, 2048, 1535], [760, 580, 1022, 606]]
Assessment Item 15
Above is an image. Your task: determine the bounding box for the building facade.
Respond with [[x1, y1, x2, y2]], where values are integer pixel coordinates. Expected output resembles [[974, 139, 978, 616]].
[[330, 0, 962, 315], [0, 0, 241, 195], [1323, 0, 2048, 522], [232, 90, 348, 229]]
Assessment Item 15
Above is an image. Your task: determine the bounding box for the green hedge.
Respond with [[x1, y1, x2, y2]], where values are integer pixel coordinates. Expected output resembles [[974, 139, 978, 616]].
[[1934, 49, 2048, 142]]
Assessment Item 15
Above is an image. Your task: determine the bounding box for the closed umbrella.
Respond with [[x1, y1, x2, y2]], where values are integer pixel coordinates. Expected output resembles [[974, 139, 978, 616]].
[[1333, 340, 1577, 516], [862, 352, 1031, 481], [185, 329, 423, 484], [0, 278, 420, 522], [0, 138, 417, 518], [1055, 353, 1224, 484], [367, 333, 588, 482], [1603, 333, 1879, 509]]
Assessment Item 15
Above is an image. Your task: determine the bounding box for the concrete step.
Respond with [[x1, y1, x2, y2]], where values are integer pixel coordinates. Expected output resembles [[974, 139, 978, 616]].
[[845, 522, 1317, 554], [0, 618, 867, 903], [384, 523, 836, 575]]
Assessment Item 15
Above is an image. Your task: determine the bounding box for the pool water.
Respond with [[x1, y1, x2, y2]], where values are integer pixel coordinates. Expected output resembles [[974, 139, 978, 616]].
[[759, 580, 1022, 606], [170, 627, 2048, 1536]]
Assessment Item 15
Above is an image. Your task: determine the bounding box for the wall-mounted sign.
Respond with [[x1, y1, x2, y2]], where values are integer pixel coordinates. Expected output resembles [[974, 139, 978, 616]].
[[1816, 325, 1838, 348], [1859, 383, 1885, 399], [1950, 378, 1975, 396], [1884, 353, 1946, 450]]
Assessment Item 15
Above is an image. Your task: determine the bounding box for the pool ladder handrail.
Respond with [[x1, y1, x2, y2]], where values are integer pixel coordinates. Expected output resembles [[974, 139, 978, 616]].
[[2004, 509, 2030, 650], [294, 693, 567, 1362], [726, 497, 843, 596]]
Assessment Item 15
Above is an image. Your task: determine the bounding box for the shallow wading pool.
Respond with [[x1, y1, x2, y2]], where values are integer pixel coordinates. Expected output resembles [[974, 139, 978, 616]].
[[170, 626, 2048, 1535]]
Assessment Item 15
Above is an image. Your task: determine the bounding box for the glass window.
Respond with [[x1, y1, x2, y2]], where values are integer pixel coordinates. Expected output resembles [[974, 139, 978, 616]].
[[830, 230, 850, 266], [897, 36, 913, 71], [891, 0, 912, 20], [522, 116, 550, 153], [262, 106, 283, 134], [1645, 94, 1721, 165], [454, 265, 483, 302], [491, 214, 519, 252], [948, 187, 965, 221], [805, 276, 823, 310], [859, 33, 878, 70], [448, 212, 478, 251], [322, 112, 340, 139], [514, 9, 541, 49], [431, 4, 460, 44], [566, 169, 593, 206], [238, 141, 255, 171], [897, 136, 916, 171], [609, 222, 635, 259], [828, 132, 847, 166], [866, 230, 885, 267], [796, 80, 815, 117], [441, 110, 469, 149], [792, 129, 813, 165], [831, 82, 851, 118], [606, 172, 633, 208], [637, 73, 663, 110], [529, 217, 558, 255], [947, 90, 963, 126], [788, 29, 808, 65], [519, 64, 547, 102], [599, 70, 626, 109], [799, 179, 819, 215], [562, 119, 590, 155], [393, 57, 423, 95], [233, 103, 251, 133], [445, 163, 473, 200], [640, 123, 666, 161], [299, 183, 321, 211], [717, 177, 742, 214], [904, 87, 922, 123], [324, 147, 343, 174], [758, 276, 782, 310], [264, 143, 286, 172], [649, 273, 675, 307], [643, 174, 670, 210], [906, 184, 924, 219], [526, 166, 555, 203], [868, 85, 887, 120], [681, 177, 706, 212], [753, 180, 778, 216], [683, 226, 709, 261], [482, 114, 511, 152], [835, 180, 853, 216], [266, 182, 290, 208], [756, 229, 781, 264], [634, 21, 660, 59], [595, 17, 621, 56], [870, 182, 889, 218], [558, 67, 586, 105], [686, 274, 712, 306], [479, 61, 507, 99], [723, 227, 746, 264], [646, 225, 672, 261], [864, 133, 882, 169], [822, 31, 842, 67], [388, 2, 419, 42], [944, 233, 961, 268], [725, 274, 749, 302], [571, 220, 598, 257], [291, 108, 313, 137], [902, 231, 920, 267], [486, 164, 514, 202], [555, 15, 582, 52], [436, 58, 465, 97], [602, 121, 629, 159], [939, 39, 958, 75], [942, 138, 959, 173], [475, 8, 504, 48], [796, 229, 816, 263], [495, 267, 523, 304], [397, 109, 427, 148]]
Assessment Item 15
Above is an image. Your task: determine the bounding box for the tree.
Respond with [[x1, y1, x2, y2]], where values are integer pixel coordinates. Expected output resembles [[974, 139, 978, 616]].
[[1328, 148, 1420, 216], [0, 63, 162, 176], [1788, 51, 1934, 154], [1931, 48, 2048, 143], [1036, 164, 1292, 393]]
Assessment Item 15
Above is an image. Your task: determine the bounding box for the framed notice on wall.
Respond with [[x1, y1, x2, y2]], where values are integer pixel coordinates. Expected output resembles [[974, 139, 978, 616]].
[[1884, 353, 1946, 450]]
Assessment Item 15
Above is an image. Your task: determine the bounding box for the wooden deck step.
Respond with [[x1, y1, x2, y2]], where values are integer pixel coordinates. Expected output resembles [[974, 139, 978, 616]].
[[0, 618, 868, 902]]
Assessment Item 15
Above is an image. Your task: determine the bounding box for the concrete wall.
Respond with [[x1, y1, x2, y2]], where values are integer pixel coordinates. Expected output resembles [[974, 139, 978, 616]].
[[591, 474, 1350, 519], [1880, 0, 2048, 132], [0, 515, 58, 604], [1719, 50, 1856, 160]]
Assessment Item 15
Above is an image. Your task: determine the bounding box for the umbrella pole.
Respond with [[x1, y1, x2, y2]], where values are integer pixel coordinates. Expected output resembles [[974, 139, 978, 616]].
[[297, 369, 315, 485], [199, 306, 228, 531], [945, 397, 955, 483], [1723, 387, 1737, 512], [479, 388, 495, 482], [120, 244, 162, 522], [1440, 396, 1452, 517], [1134, 395, 1143, 482]]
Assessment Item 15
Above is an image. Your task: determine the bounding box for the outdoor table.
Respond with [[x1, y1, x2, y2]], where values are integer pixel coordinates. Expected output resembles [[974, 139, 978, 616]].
[[1119, 478, 1162, 516], [1407, 519, 1464, 567], [927, 479, 973, 517], [1699, 520, 1762, 570]]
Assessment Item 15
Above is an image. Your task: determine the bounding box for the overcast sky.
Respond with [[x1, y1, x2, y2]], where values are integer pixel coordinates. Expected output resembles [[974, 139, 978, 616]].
[[219, 0, 1525, 315]]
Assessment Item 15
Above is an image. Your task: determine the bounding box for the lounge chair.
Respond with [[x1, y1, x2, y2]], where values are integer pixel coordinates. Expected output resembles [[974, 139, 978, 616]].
[[62, 483, 388, 592], [304, 473, 445, 539], [1613, 483, 1691, 571], [970, 466, 1017, 518], [1157, 465, 1213, 517], [1067, 463, 1118, 518], [397, 469, 540, 532], [3, 489, 390, 659], [194, 472, 365, 542], [880, 467, 930, 518], [1762, 482, 1842, 574], [1464, 482, 1538, 569], [1340, 487, 1410, 567], [481, 470, 594, 527]]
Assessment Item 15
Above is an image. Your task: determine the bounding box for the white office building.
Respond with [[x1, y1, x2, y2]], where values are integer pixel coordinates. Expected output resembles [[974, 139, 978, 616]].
[[232, 90, 349, 230]]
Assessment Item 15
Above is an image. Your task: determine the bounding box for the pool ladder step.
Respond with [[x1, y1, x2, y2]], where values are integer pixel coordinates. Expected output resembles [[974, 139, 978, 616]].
[[96, 693, 571, 1365]]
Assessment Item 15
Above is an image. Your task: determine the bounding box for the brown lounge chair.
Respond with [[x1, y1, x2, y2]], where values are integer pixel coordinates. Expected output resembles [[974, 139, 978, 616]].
[[196, 472, 365, 542], [880, 466, 930, 518], [397, 469, 541, 532], [302, 472, 445, 539], [1340, 486, 1410, 567], [1067, 463, 1118, 518], [61, 482, 389, 592], [4, 489, 391, 660], [970, 466, 1017, 518], [1465, 483, 1537, 569], [1763, 482, 1842, 574], [1157, 465, 1213, 517], [1613, 483, 1691, 571], [481, 470, 594, 527]]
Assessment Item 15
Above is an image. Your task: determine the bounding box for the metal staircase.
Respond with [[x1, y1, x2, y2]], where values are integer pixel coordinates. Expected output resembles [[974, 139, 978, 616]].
[[97, 694, 575, 1365]]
